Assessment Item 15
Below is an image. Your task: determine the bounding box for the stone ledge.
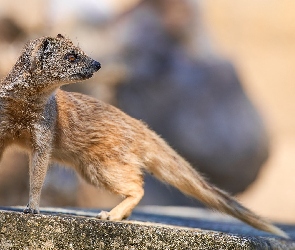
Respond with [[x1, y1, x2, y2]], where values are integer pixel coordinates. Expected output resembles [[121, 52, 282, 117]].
[[0, 207, 294, 249]]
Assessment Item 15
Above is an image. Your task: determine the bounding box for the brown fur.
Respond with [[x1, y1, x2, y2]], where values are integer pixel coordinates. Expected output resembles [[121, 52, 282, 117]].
[[0, 35, 288, 238]]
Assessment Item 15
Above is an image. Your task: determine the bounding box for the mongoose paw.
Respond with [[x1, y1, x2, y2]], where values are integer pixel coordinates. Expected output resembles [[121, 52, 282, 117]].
[[23, 205, 39, 214], [97, 211, 111, 220]]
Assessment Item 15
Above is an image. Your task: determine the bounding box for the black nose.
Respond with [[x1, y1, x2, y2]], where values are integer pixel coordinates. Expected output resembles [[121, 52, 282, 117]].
[[92, 60, 101, 71]]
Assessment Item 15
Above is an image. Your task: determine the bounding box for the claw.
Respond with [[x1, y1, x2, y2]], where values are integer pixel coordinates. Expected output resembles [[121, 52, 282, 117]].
[[23, 205, 39, 214], [97, 211, 110, 220]]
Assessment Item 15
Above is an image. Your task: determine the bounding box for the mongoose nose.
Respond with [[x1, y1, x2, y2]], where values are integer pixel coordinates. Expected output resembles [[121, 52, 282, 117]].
[[92, 60, 101, 71]]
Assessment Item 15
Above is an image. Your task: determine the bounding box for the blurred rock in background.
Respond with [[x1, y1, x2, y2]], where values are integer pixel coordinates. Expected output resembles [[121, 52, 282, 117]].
[[113, 0, 268, 205]]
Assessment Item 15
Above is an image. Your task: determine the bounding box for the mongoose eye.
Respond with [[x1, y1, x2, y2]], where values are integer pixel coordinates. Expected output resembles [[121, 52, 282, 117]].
[[65, 53, 79, 63]]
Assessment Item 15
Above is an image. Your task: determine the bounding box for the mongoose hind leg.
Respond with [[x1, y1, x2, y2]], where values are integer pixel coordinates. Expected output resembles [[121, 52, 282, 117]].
[[95, 165, 144, 221], [97, 187, 144, 221]]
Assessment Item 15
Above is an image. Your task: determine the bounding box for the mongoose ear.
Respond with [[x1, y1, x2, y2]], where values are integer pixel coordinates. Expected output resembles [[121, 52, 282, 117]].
[[57, 34, 65, 39], [30, 37, 52, 74]]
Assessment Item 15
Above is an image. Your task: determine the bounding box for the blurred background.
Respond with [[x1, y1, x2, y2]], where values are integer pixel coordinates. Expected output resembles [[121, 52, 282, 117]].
[[0, 0, 294, 223]]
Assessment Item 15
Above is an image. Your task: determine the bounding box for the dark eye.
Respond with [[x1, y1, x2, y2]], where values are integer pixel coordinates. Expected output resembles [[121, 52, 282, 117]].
[[65, 53, 79, 63]]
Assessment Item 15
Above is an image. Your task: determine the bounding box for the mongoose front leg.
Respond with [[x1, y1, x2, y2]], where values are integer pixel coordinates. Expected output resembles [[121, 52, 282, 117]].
[[23, 124, 53, 215], [23, 148, 51, 214]]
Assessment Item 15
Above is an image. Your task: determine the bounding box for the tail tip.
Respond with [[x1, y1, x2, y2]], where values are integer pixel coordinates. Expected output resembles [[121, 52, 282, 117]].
[[270, 226, 289, 239]]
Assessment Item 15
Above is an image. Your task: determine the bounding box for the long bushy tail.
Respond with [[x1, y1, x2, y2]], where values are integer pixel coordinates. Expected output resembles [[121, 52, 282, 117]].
[[145, 137, 288, 238]]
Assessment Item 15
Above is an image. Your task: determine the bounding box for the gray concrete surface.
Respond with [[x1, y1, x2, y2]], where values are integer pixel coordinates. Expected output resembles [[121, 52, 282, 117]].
[[0, 206, 294, 249]]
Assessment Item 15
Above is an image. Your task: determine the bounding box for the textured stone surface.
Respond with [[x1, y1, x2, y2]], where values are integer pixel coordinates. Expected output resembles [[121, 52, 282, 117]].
[[0, 207, 294, 249]]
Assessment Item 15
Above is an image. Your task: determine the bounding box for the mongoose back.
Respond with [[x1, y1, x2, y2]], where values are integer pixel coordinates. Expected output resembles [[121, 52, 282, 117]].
[[0, 35, 288, 238]]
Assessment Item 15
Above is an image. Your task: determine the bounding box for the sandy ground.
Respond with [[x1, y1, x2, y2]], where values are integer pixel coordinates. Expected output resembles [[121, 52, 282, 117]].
[[203, 0, 295, 223]]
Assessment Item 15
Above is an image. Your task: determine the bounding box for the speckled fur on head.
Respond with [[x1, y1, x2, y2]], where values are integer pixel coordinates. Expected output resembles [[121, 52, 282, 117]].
[[2, 34, 101, 97], [31, 35, 100, 82]]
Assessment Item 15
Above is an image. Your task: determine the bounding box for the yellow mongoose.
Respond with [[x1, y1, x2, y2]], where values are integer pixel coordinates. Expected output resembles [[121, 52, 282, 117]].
[[0, 35, 287, 238]]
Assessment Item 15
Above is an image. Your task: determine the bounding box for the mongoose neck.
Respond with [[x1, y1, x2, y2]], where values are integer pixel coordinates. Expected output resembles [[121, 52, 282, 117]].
[[1, 69, 58, 103]]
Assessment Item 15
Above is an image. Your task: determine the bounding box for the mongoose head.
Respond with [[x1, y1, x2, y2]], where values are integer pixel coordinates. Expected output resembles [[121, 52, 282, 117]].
[[24, 34, 101, 86]]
